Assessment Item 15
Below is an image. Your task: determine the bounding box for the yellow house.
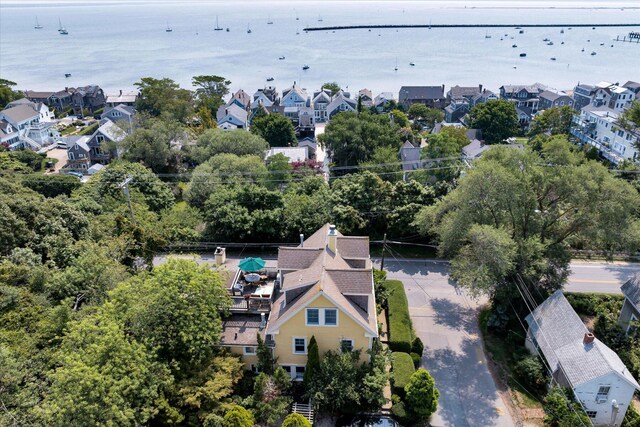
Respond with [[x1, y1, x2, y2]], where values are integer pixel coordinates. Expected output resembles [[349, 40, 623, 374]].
[[266, 224, 378, 380]]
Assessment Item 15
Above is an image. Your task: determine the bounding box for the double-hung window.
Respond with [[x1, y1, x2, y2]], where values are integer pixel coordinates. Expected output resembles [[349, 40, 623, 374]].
[[306, 308, 338, 326], [340, 339, 354, 352], [306, 309, 320, 325], [324, 309, 337, 326], [596, 386, 610, 402], [243, 346, 256, 355], [586, 411, 597, 418], [293, 337, 307, 354]]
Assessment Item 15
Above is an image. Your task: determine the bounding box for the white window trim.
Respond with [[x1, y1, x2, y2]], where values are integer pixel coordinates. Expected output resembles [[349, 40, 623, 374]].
[[324, 308, 338, 326], [627, 313, 638, 334], [243, 346, 256, 355], [280, 364, 306, 381], [292, 337, 307, 354], [340, 338, 354, 352], [305, 308, 339, 327]]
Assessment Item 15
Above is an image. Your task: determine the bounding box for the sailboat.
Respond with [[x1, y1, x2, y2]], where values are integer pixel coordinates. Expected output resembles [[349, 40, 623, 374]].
[[34, 16, 43, 29], [485, 30, 491, 39], [214, 16, 223, 31], [267, 15, 273, 25], [318, 15, 323, 22], [58, 19, 68, 35], [165, 21, 172, 32], [247, 24, 252, 34], [394, 57, 398, 71], [296, 28, 299, 35]]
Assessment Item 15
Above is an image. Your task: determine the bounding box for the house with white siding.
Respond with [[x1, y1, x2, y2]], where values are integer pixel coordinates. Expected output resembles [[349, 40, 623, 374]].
[[525, 291, 640, 427]]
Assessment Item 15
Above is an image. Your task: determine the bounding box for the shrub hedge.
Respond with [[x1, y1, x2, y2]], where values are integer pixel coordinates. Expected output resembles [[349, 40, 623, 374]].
[[391, 352, 415, 396], [386, 280, 414, 353]]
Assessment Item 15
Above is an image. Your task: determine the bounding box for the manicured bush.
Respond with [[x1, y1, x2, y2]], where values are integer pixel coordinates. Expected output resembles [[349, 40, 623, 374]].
[[513, 356, 547, 392], [411, 337, 424, 356], [404, 369, 439, 421], [391, 352, 415, 396], [391, 401, 412, 425], [222, 405, 254, 427], [386, 280, 413, 353], [410, 352, 421, 368], [281, 413, 312, 427]]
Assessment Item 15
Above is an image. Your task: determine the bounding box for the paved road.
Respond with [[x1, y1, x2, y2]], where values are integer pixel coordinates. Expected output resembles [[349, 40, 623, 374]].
[[375, 259, 516, 427], [565, 261, 639, 294]]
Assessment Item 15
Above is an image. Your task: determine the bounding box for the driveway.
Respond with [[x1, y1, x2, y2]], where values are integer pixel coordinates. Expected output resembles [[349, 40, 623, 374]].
[[375, 259, 515, 427]]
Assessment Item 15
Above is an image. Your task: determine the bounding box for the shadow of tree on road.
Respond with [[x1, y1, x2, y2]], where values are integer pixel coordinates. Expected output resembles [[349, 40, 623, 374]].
[[423, 337, 510, 427], [430, 298, 477, 334]]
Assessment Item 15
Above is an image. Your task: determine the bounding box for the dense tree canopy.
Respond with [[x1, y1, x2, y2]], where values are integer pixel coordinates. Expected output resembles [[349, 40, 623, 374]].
[[0, 78, 22, 108], [528, 106, 574, 138], [134, 77, 193, 122], [192, 128, 269, 163], [250, 113, 298, 147], [407, 103, 444, 129], [319, 111, 402, 169], [469, 99, 519, 144]]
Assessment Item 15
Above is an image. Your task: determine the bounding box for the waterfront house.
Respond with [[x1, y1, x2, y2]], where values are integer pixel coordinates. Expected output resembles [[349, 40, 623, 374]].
[[591, 82, 635, 113], [66, 136, 92, 170], [399, 85, 446, 109], [358, 89, 374, 108], [374, 92, 395, 112], [444, 85, 497, 123], [24, 90, 55, 106], [499, 83, 547, 115], [619, 274, 640, 336], [570, 105, 639, 165], [216, 104, 249, 130], [48, 89, 74, 111], [0, 100, 59, 150], [0, 121, 19, 147], [573, 83, 597, 112], [105, 90, 138, 107], [70, 85, 106, 114], [326, 90, 357, 119], [219, 224, 378, 378], [101, 105, 135, 129], [281, 82, 309, 109], [312, 89, 332, 123], [86, 119, 126, 165], [253, 87, 280, 105], [525, 291, 640, 427], [227, 89, 252, 111], [538, 89, 574, 110], [623, 81, 640, 99]]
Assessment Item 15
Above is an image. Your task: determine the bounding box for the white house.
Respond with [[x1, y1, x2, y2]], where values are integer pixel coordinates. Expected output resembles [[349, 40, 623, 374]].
[[216, 104, 249, 130], [374, 92, 395, 111], [281, 82, 309, 108], [265, 146, 309, 163], [592, 82, 636, 113], [326, 91, 357, 119], [0, 100, 59, 150], [312, 90, 332, 123], [570, 105, 639, 165], [525, 291, 640, 427]]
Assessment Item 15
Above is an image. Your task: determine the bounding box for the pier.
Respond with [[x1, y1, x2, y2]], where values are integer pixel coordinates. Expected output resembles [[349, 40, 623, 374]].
[[303, 23, 640, 32], [614, 31, 640, 43]]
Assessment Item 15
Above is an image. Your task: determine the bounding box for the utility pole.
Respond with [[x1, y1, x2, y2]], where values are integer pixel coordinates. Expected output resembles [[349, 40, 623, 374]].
[[380, 233, 387, 271], [118, 175, 135, 224]]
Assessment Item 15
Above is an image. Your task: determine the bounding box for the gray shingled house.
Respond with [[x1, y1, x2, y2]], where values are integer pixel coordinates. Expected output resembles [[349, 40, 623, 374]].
[[619, 274, 640, 336]]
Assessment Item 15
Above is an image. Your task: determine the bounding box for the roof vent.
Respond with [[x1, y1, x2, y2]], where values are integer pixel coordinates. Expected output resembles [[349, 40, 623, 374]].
[[583, 332, 595, 345]]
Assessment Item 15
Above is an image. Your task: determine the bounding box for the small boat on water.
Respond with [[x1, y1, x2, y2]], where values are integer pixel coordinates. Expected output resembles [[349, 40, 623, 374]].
[[34, 17, 43, 29], [226, 28, 230, 32], [500, 38, 503, 41], [543, 38, 550, 42], [409, 62, 415, 66], [600, 42, 605, 46], [591, 51, 597, 55], [247, 24, 251, 34], [318, 15, 323, 22], [561, 41, 565, 45], [166, 21, 172, 32], [58, 18, 68, 34], [547, 41, 554, 45], [581, 48, 585, 52], [302, 64, 309, 70], [394, 57, 398, 71], [266, 77, 274, 82], [214, 16, 223, 31], [278, 56, 285, 60], [550, 57, 556, 61], [65, 73, 71, 78], [520, 53, 527, 57], [267, 15, 273, 25], [485, 30, 491, 39], [560, 29, 564, 33], [519, 30, 524, 34], [512, 44, 517, 48]]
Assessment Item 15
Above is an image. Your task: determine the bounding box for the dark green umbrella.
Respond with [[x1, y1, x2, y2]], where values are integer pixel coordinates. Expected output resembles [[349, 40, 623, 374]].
[[238, 257, 266, 272]]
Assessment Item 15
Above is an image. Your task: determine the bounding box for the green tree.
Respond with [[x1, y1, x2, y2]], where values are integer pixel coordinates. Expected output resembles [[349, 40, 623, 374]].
[[121, 117, 188, 173], [282, 177, 332, 241], [414, 143, 640, 318], [134, 77, 193, 122], [319, 111, 402, 169], [251, 368, 292, 426], [321, 82, 341, 94], [404, 369, 439, 421], [528, 106, 575, 138], [109, 258, 231, 367], [256, 333, 275, 375], [251, 113, 298, 147], [282, 413, 312, 427], [543, 387, 590, 426], [360, 145, 403, 182], [421, 127, 469, 182], [192, 74, 231, 117], [266, 153, 293, 187], [21, 173, 81, 198], [619, 100, 640, 130], [0, 78, 22, 108], [303, 335, 320, 391], [407, 103, 444, 128], [469, 99, 519, 144], [223, 405, 254, 427], [391, 109, 410, 128], [308, 350, 363, 415], [192, 128, 269, 163], [37, 312, 172, 426]]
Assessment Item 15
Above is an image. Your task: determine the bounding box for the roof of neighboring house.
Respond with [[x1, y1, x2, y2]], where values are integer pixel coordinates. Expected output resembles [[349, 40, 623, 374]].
[[219, 314, 266, 346], [623, 81, 640, 93], [0, 120, 16, 137], [462, 140, 491, 158], [5, 98, 34, 108], [228, 89, 251, 109], [621, 273, 640, 309], [105, 92, 137, 104], [399, 86, 445, 101], [265, 146, 309, 162], [358, 88, 373, 100], [268, 224, 376, 335], [24, 90, 54, 99], [431, 121, 464, 134], [525, 291, 640, 389], [71, 85, 102, 98], [374, 92, 394, 105], [539, 90, 571, 102], [448, 85, 483, 100], [96, 119, 126, 142], [69, 135, 91, 152], [500, 83, 548, 94], [87, 163, 105, 174], [327, 91, 357, 113], [0, 104, 39, 123], [217, 104, 248, 123], [104, 104, 135, 116], [283, 82, 308, 101], [516, 106, 533, 118]]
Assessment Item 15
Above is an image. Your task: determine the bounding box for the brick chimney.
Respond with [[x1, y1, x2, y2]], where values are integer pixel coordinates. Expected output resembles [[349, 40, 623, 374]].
[[479, 84, 483, 92], [327, 225, 337, 253], [583, 332, 595, 345]]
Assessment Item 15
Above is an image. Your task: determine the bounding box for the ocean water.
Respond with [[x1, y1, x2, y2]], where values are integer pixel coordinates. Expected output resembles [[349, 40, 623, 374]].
[[1, 0, 639, 95]]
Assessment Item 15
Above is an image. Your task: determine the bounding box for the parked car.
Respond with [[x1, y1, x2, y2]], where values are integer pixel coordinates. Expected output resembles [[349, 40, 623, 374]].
[[64, 171, 83, 179], [338, 414, 399, 427], [56, 141, 67, 149]]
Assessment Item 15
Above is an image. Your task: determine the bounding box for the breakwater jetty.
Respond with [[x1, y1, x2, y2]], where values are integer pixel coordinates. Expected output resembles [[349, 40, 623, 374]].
[[303, 23, 640, 32]]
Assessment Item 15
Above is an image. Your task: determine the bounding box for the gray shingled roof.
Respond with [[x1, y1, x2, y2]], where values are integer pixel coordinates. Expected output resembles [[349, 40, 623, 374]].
[[525, 291, 640, 389], [220, 314, 265, 346], [399, 86, 445, 101], [621, 273, 640, 309], [1, 104, 39, 123]]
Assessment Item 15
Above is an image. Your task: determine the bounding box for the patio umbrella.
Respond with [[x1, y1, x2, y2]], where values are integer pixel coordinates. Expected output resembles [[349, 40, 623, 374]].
[[238, 257, 266, 272]]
